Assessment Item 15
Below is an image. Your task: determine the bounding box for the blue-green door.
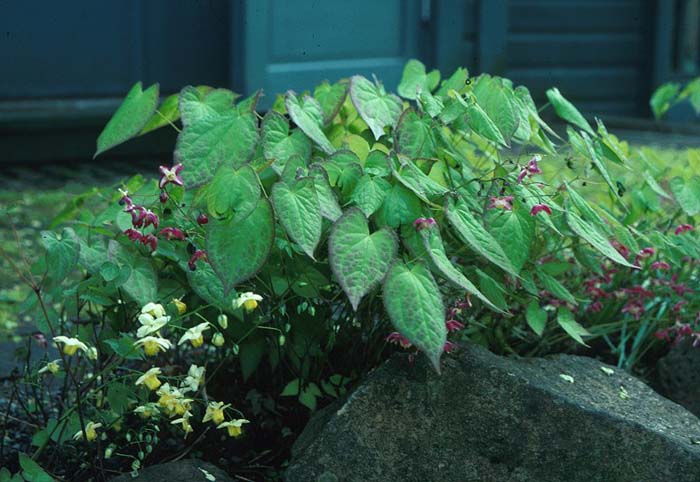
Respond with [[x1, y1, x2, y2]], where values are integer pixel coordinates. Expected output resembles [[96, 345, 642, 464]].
[[238, 0, 432, 107]]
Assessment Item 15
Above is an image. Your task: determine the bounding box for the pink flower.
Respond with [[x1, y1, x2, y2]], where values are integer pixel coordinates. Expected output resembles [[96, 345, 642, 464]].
[[142, 210, 159, 230], [621, 300, 645, 320], [196, 213, 209, 225], [445, 319, 465, 333], [141, 234, 158, 251], [124, 228, 143, 242], [159, 227, 186, 241], [650, 261, 670, 270], [587, 301, 603, 313], [413, 217, 436, 231], [188, 250, 207, 271], [386, 332, 412, 349], [672, 300, 687, 313], [159, 191, 169, 204], [443, 341, 458, 353], [517, 155, 542, 183], [635, 247, 655, 265], [130, 206, 146, 227], [529, 204, 552, 216], [32, 332, 47, 348], [488, 196, 514, 211], [675, 224, 694, 235], [158, 163, 184, 189], [610, 241, 630, 259]]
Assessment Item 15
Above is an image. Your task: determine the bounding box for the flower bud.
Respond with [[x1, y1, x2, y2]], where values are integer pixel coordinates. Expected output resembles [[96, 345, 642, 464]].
[[278, 334, 286, 346], [217, 314, 228, 329], [212, 333, 225, 347], [197, 213, 209, 225]]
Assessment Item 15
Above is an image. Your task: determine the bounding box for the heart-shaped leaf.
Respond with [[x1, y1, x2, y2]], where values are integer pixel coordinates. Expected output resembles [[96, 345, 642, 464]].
[[546, 87, 594, 135], [329, 208, 398, 310], [349, 75, 403, 140], [262, 111, 312, 173], [179, 86, 239, 126], [285, 91, 335, 154], [95, 82, 159, 157], [174, 110, 259, 187], [383, 261, 446, 373], [473, 76, 521, 146], [351, 175, 391, 217], [314, 80, 348, 125], [309, 164, 343, 221], [206, 165, 260, 220], [394, 109, 438, 158], [40, 227, 80, 284], [207, 198, 274, 294], [397, 59, 440, 100], [271, 178, 322, 259]]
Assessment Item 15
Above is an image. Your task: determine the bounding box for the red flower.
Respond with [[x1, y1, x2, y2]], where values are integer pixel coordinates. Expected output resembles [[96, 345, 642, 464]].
[[413, 217, 436, 231], [124, 228, 143, 242], [443, 341, 458, 353], [488, 196, 514, 211], [675, 224, 694, 235], [621, 300, 645, 320], [188, 250, 208, 271], [445, 319, 465, 333], [159, 227, 186, 241], [159, 190, 169, 204], [650, 261, 670, 270], [158, 163, 184, 189], [197, 213, 209, 225], [141, 234, 158, 251], [386, 332, 412, 349], [529, 204, 552, 216]]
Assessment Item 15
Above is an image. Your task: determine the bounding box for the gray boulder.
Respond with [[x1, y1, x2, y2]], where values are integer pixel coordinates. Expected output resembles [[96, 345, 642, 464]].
[[110, 459, 233, 482], [286, 343, 700, 482], [657, 338, 700, 416]]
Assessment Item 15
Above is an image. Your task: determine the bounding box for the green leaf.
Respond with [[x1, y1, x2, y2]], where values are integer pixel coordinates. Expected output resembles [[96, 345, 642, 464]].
[[206, 198, 274, 294], [179, 86, 238, 126], [285, 91, 335, 154], [351, 175, 391, 217], [453, 92, 507, 147], [557, 308, 590, 346], [309, 164, 343, 221], [473, 75, 521, 145], [546, 87, 594, 135], [185, 260, 232, 311], [107, 241, 158, 305], [514, 85, 560, 139], [650, 82, 680, 119], [349, 75, 403, 140], [526, 301, 547, 336], [398, 59, 440, 100], [206, 165, 260, 220], [566, 211, 637, 268], [19, 454, 54, 482], [281, 378, 301, 396], [394, 109, 438, 158], [566, 183, 611, 235], [239, 336, 266, 381], [314, 80, 348, 125], [95, 81, 159, 157], [262, 111, 312, 174], [107, 382, 134, 414], [140, 92, 180, 135], [103, 335, 142, 360], [488, 207, 534, 274], [445, 197, 517, 276], [40, 227, 80, 283], [419, 228, 504, 313], [536, 269, 577, 305], [669, 176, 700, 215], [375, 184, 423, 228], [436, 67, 468, 98], [271, 179, 322, 259], [329, 208, 398, 310], [383, 261, 446, 372], [476, 269, 508, 310], [175, 110, 259, 187]]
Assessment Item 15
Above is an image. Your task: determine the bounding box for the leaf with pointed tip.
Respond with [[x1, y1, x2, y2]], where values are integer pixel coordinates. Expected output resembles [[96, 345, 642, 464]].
[[394, 109, 438, 158], [488, 206, 534, 274], [107, 241, 157, 305], [179, 86, 239, 126], [398, 59, 440, 100], [140, 92, 180, 135], [314, 80, 348, 125], [453, 93, 507, 147], [526, 300, 547, 336], [546, 87, 594, 135], [436, 67, 468, 98], [445, 197, 517, 276], [271, 179, 322, 259], [329, 208, 398, 310], [309, 164, 343, 221], [285, 91, 335, 154], [473, 76, 521, 145], [351, 175, 391, 217], [206, 165, 260, 220], [669, 176, 700, 215], [391, 155, 449, 203], [375, 184, 423, 228], [383, 261, 446, 373], [174, 110, 259, 187], [557, 308, 590, 346], [419, 227, 504, 313], [95, 82, 160, 157], [566, 210, 637, 268], [349, 75, 403, 140], [185, 260, 232, 311], [206, 199, 274, 294], [262, 111, 312, 173], [536, 268, 578, 305]]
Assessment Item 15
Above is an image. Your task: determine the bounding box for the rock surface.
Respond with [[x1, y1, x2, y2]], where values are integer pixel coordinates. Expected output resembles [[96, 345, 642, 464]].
[[110, 459, 233, 482], [657, 338, 700, 416], [286, 343, 700, 482]]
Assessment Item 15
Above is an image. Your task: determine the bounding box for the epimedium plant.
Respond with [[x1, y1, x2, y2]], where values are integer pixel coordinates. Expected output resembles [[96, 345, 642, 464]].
[[4, 58, 700, 480]]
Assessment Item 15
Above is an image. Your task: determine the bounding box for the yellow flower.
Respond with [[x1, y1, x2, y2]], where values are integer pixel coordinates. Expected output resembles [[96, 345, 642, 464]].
[[202, 401, 230, 426], [171, 412, 193, 437], [141, 302, 166, 318], [38, 360, 61, 375], [217, 419, 249, 438], [217, 314, 228, 329], [136, 313, 170, 338], [53, 336, 88, 356], [181, 364, 205, 393], [156, 384, 191, 417], [234, 292, 263, 312], [135, 367, 162, 391], [134, 336, 172, 356], [171, 298, 187, 315], [212, 333, 225, 347], [134, 403, 160, 419], [73, 421, 102, 442], [177, 322, 210, 348], [87, 347, 99, 361]]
